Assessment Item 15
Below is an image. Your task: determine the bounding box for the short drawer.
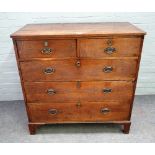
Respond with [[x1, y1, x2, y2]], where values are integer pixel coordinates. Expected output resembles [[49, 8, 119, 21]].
[[24, 81, 134, 102], [20, 59, 137, 81], [17, 39, 76, 59], [79, 38, 142, 58], [28, 101, 130, 123]]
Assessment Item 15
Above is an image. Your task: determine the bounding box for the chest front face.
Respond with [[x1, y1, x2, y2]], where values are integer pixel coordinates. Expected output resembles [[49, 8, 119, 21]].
[[11, 22, 145, 134]]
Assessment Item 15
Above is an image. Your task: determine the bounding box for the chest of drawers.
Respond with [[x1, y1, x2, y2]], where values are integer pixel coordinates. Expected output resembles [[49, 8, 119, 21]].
[[11, 22, 145, 134]]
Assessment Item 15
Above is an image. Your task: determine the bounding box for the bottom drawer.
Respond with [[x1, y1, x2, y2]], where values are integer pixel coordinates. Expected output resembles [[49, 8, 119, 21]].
[[28, 101, 130, 123]]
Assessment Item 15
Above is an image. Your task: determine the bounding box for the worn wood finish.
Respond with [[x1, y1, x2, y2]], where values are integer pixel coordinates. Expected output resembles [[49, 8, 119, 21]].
[[79, 38, 142, 58], [11, 22, 146, 39], [24, 81, 134, 102], [10, 22, 145, 134], [20, 59, 137, 81], [28, 102, 130, 123], [17, 40, 76, 60]]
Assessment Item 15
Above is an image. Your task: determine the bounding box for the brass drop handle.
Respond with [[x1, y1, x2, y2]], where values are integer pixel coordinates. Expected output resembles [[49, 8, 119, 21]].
[[44, 67, 55, 74], [103, 66, 113, 73], [104, 47, 116, 54], [48, 109, 58, 115], [104, 39, 116, 54], [103, 88, 112, 93], [41, 47, 52, 54], [75, 60, 81, 67], [100, 108, 110, 114], [47, 89, 56, 95]]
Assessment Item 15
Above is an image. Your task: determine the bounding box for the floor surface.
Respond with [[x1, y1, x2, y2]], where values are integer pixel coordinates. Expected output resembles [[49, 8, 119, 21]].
[[0, 95, 155, 143]]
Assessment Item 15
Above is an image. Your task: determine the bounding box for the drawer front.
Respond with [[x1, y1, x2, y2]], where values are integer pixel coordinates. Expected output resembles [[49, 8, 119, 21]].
[[79, 38, 142, 58], [28, 101, 130, 123], [17, 40, 76, 59], [20, 59, 137, 81], [24, 81, 134, 102]]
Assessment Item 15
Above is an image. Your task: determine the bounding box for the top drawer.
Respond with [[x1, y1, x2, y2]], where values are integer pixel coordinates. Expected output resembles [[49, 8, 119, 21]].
[[17, 39, 76, 60], [79, 37, 142, 58]]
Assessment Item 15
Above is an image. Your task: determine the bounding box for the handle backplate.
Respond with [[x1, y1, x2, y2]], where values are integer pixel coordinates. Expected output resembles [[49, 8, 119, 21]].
[[103, 88, 112, 93], [104, 47, 116, 54], [44, 67, 55, 74], [48, 109, 58, 115], [47, 89, 56, 95], [41, 47, 52, 54], [100, 108, 110, 114], [103, 66, 113, 73]]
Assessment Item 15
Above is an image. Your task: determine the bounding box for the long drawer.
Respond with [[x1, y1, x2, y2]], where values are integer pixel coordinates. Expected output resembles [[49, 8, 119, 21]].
[[20, 59, 138, 81], [17, 39, 76, 60], [79, 38, 142, 58], [28, 101, 130, 123], [24, 81, 134, 102]]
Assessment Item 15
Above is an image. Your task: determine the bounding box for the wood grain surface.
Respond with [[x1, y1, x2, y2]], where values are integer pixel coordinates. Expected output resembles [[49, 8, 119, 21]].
[[24, 81, 134, 102], [28, 101, 130, 123], [20, 59, 138, 81], [11, 22, 146, 38]]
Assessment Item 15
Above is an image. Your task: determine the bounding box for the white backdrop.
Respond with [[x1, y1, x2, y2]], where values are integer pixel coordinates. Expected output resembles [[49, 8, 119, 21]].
[[0, 12, 155, 101]]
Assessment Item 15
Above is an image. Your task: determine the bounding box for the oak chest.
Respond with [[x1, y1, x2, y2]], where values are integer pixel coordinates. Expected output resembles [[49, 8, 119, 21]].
[[11, 22, 146, 134]]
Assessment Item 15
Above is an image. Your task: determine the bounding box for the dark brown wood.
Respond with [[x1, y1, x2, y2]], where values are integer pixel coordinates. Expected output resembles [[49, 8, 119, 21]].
[[11, 22, 145, 134], [28, 123, 38, 135], [122, 122, 131, 134], [28, 123, 44, 135]]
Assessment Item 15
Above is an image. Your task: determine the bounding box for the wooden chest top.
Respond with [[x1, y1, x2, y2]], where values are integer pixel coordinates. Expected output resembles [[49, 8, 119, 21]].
[[11, 22, 146, 38]]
